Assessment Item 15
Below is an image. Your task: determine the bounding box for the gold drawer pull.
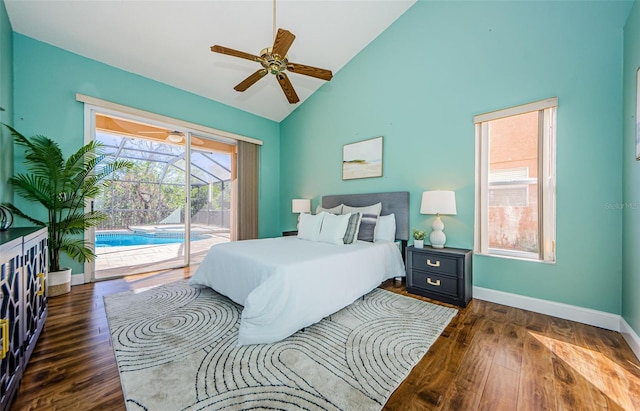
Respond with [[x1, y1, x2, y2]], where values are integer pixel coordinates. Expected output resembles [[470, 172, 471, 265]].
[[37, 273, 46, 296], [427, 278, 441, 286], [0, 318, 8, 360], [427, 259, 440, 267]]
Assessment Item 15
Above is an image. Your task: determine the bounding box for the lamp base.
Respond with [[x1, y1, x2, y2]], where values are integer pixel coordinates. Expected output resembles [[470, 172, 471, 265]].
[[430, 216, 447, 248]]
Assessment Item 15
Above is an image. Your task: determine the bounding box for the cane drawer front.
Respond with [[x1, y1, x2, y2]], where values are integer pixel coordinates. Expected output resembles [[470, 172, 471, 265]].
[[411, 252, 459, 276], [410, 270, 458, 297]]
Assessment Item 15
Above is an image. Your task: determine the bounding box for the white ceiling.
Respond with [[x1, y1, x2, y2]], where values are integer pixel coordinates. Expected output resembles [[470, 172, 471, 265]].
[[5, 0, 416, 122]]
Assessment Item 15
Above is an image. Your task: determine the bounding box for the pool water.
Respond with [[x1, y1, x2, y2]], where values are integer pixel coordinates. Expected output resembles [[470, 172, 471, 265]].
[[96, 233, 206, 247]]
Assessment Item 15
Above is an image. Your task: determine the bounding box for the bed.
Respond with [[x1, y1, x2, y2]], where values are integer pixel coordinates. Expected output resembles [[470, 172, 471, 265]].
[[189, 191, 409, 345]]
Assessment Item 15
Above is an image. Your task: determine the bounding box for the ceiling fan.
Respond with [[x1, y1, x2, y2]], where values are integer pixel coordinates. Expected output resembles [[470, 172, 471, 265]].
[[211, 24, 333, 104]]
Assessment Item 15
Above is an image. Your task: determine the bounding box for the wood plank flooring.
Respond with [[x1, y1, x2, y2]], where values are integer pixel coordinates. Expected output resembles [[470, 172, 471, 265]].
[[11, 267, 640, 410]]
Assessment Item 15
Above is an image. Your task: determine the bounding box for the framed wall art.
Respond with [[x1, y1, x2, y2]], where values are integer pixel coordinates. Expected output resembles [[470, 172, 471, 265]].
[[342, 136, 383, 180]]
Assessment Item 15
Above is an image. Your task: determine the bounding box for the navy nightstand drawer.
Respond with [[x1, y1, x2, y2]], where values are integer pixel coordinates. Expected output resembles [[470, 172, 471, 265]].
[[411, 252, 458, 276], [410, 270, 458, 297]]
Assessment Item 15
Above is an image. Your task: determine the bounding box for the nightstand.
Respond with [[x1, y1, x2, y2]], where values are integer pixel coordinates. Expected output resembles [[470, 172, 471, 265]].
[[406, 246, 472, 307], [282, 230, 298, 237]]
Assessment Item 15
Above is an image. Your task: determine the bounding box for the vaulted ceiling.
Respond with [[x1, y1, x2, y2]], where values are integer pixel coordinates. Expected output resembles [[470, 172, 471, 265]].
[[5, 0, 416, 122]]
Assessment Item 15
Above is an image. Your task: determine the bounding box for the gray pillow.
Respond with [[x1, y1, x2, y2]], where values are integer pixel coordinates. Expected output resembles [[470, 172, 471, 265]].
[[343, 212, 362, 244], [342, 203, 382, 242]]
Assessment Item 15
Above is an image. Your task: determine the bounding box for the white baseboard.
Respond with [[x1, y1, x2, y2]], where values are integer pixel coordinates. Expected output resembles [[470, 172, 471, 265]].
[[620, 317, 640, 360], [71, 273, 85, 286], [473, 286, 622, 332]]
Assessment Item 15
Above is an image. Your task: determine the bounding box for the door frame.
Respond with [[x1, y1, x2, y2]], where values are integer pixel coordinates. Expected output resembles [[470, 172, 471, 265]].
[[82, 103, 239, 283]]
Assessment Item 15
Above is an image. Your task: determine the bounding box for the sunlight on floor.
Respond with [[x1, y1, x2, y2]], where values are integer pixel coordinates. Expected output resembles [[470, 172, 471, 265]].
[[530, 331, 640, 410]]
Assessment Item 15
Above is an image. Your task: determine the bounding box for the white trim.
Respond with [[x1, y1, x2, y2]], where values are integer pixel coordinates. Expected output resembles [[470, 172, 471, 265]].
[[75, 93, 263, 146], [84, 105, 96, 283], [620, 317, 640, 360], [71, 273, 86, 286], [474, 97, 558, 123], [473, 286, 621, 331], [474, 122, 488, 255]]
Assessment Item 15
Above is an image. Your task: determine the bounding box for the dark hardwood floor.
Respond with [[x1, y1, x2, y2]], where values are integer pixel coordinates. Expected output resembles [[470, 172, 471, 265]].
[[11, 267, 640, 410]]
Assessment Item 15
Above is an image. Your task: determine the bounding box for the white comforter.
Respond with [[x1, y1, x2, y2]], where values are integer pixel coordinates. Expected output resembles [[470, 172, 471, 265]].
[[189, 236, 405, 345]]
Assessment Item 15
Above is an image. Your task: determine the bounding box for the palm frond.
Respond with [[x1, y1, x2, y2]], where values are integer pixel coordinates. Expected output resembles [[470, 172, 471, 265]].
[[59, 210, 108, 234], [0, 202, 46, 227], [59, 237, 96, 263], [8, 174, 56, 208], [20, 135, 65, 180]]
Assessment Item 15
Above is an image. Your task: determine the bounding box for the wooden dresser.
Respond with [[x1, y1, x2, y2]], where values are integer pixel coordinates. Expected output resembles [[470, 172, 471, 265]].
[[406, 245, 472, 307]]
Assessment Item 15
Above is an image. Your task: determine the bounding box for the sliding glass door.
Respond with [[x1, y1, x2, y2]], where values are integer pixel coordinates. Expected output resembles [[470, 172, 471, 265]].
[[188, 134, 235, 265], [90, 114, 234, 280]]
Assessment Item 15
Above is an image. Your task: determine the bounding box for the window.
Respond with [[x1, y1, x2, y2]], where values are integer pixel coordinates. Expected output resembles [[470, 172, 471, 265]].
[[474, 98, 556, 262]]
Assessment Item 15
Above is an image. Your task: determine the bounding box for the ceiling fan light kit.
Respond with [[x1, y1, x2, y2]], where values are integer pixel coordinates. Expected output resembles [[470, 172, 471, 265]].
[[166, 131, 184, 143], [211, 28, 333, 104]]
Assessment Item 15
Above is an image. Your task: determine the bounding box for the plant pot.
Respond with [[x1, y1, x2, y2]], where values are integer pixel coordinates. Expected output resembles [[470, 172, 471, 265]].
[[48, 268, 72, 297], [414, 239, 424, 249]]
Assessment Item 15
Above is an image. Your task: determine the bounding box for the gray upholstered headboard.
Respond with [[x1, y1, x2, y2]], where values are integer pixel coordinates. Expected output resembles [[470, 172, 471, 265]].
[[321, 191, 410, 241]]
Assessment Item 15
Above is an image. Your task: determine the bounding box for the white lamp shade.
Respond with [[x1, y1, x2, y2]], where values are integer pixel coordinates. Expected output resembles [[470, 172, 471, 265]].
[[420, 190, 457, 215], [292, 199, 311, 213]]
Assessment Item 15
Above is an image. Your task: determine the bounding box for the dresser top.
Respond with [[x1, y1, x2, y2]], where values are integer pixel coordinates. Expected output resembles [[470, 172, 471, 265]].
[[0, 227, 43, 247]]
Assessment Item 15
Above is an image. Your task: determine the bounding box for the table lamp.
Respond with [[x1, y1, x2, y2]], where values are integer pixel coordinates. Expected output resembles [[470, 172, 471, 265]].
[[420, 190, 457, 248]]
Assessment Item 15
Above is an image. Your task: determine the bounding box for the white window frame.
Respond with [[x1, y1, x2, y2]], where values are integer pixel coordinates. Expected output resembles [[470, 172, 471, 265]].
[[474, 97, 557, 262]]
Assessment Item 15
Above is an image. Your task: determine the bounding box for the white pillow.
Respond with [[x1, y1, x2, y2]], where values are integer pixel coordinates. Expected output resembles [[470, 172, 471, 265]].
[[318, 213, 351, 245], [316, 204, 343, 215], [298, 212, 325, 241], [342, 203, 382, 242], [374, 214, 396, 242]]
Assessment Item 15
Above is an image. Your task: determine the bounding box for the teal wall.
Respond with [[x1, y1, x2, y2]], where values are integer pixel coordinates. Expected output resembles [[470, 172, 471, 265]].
[[13, 34, 281, 273], [623, 0, 640, 336], [0, 1, 12, 203], [280, 0, 631, 314]]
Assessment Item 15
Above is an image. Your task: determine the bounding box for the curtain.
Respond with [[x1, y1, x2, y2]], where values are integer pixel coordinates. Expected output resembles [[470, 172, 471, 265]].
[[236, 140, 259, 240]]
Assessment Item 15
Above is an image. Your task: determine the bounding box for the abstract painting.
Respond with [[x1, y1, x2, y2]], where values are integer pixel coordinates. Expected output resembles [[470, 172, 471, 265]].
[[343, 136, 383, 180]]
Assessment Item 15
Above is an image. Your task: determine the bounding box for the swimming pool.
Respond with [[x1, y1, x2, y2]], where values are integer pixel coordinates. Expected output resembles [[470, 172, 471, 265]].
[[96, 232, 207, 247]]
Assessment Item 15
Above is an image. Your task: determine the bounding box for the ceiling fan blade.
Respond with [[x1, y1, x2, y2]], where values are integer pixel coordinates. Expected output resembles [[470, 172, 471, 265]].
[[211, 45, 260, 62], [287, 62, 333, 81], [234, 69, 268, 92], [276, 72, 300, 104], [272, 28, 296, 58]]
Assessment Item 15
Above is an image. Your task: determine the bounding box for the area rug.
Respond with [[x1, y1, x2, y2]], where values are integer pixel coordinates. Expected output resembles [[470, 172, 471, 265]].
[[104, 279, 457, 411]]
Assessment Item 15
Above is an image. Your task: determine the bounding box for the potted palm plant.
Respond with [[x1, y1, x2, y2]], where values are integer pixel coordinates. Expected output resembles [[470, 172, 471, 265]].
[[1, 124, 132, 296]]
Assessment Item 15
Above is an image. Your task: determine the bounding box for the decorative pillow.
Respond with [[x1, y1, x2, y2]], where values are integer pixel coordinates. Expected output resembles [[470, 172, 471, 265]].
[[298, 212, 325, 241], [318, 213, 351, 245], [342, 203, 382, 242], [374, 213, 396, 242], [316, 204, 343, 215], [343, 212, 362, 244]]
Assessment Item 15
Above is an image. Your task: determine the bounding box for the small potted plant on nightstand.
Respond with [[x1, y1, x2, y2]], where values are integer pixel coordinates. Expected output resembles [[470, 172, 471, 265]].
[[412, 228, 426, 249]]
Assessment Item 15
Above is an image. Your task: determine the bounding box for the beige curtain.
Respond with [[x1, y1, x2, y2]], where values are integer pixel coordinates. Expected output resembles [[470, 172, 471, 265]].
[[235, 140, 259, 240]]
